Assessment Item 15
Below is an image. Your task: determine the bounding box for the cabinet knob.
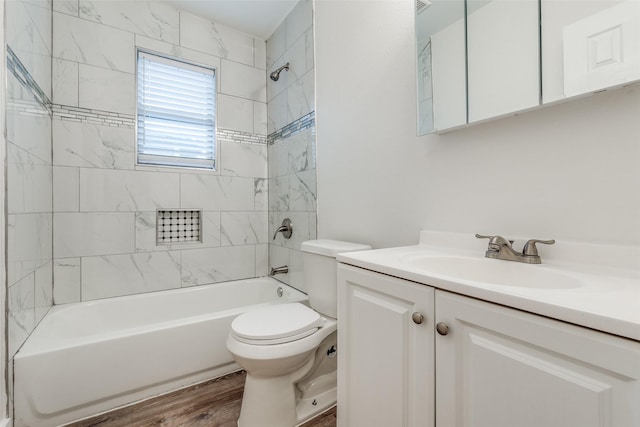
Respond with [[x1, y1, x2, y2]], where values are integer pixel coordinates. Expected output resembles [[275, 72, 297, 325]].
[[412, 312, 425, 324], [436, 322, 449, 336]]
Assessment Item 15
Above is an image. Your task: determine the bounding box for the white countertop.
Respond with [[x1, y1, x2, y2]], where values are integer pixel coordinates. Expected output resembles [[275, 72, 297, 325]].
[[337, 231, 640, 342]]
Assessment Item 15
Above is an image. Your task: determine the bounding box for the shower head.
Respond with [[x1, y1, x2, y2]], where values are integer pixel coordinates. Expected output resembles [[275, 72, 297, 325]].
[[270, 63, 290, 81]]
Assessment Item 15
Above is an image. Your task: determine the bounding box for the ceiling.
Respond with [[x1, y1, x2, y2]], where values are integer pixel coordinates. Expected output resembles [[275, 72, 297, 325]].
[[163, 0, 299, 40]]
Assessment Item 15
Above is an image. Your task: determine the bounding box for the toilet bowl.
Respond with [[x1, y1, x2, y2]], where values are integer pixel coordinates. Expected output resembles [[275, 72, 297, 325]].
[[226, 239, 370, 427]]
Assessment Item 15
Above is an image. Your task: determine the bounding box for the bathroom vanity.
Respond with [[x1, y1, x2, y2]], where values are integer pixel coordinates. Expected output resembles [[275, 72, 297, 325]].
[[336, 231, 640, 427]]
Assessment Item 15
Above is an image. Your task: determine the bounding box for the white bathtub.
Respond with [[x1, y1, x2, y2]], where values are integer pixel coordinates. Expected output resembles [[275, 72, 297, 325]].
[[14, 277, 307, 427]]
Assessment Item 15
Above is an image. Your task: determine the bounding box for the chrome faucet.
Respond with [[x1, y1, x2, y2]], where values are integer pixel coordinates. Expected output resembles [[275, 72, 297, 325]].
[[270, 265, 289, 276], [476, 234, 555, 264], [273, 218, 293, 240]]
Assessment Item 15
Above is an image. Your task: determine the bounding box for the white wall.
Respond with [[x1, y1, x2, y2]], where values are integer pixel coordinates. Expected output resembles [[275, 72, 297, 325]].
[[315, 0, 640, 249]]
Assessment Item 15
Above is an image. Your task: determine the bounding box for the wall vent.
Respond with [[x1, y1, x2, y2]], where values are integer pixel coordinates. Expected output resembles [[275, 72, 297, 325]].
[[417, 0, 432, 13], [156, 210, 202, 244]]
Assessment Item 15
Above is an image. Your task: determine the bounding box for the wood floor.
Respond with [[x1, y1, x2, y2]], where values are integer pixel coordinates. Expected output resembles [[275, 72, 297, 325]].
[[66, 371, 336, 427]]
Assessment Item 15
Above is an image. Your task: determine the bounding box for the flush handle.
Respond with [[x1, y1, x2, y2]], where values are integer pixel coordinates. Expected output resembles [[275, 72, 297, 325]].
[[436, 322, 449, 336], [412, 312, 425, 324]]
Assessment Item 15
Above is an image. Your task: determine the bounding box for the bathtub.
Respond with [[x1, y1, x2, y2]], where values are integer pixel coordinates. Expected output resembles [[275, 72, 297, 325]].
[[13, 277, 307, 427]]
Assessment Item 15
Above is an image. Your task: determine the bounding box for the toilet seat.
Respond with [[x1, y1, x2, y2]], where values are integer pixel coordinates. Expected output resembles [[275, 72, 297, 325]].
[[231, 303, 324, 345]]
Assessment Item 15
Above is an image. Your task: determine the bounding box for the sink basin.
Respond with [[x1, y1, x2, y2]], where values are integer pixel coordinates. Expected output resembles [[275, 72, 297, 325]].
[[400, 255, 582, 289]]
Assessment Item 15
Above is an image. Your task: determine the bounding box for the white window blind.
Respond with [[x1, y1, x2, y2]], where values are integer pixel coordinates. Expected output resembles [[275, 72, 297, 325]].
[[137, 50, 216, 169]]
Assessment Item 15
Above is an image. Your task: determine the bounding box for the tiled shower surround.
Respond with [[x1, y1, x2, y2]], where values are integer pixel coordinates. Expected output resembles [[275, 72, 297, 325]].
[[51, 0, 271, 303], [267, 0, 318, 294], [6, 0, 54, 360], [4, 0, 318, 364]]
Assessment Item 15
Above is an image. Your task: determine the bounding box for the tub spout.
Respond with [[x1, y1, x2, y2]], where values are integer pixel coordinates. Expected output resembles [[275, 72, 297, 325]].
[[270, 266, 289, 276]]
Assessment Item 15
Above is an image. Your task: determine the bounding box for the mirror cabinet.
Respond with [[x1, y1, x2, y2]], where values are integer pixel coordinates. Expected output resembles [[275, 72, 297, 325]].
[[417, 0, 640, 135]]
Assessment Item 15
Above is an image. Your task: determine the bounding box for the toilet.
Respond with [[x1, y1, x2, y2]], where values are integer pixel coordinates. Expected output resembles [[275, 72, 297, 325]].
[[226, 239, 371, 427]]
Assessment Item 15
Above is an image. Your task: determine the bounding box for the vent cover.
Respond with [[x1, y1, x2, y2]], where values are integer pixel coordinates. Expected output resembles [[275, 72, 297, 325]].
[[157, 210, 202, 244], [417, 0, 432, 13]]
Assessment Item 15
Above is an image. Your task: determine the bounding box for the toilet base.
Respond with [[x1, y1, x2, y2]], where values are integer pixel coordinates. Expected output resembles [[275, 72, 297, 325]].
[[238, 369, 302, 427], [295, 387, 337, 426], [237, 332, 338, 427]]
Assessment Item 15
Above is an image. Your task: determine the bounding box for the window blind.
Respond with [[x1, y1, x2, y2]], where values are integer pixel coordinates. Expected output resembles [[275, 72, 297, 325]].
[[137, 50, 216, 169]]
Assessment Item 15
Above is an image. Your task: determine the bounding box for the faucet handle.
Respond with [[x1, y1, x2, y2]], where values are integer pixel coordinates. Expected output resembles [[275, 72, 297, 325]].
[[522, 239, 555, 256], [475, 234, 513, 246]]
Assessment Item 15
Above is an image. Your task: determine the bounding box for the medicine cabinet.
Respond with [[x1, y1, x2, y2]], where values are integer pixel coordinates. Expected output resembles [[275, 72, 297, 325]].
[[416, 0, 640, 135]]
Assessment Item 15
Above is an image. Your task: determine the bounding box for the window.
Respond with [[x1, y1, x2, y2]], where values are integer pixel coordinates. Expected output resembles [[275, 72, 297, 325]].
[[136, 50, 216, 169]]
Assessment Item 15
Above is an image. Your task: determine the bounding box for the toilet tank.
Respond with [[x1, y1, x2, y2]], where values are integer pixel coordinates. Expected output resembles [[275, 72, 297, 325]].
[[301, 239, 371, 318]]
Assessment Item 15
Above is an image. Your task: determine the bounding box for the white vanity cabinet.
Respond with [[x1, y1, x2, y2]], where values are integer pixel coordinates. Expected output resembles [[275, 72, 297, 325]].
[[436, 290, 640, 427], [338, 263, 640, 427], [337, 264, 435, 427]]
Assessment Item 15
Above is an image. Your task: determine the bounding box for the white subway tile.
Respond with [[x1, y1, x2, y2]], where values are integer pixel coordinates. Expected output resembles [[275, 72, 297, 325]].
[[53, 119, 134, 169], [53, 257, 81, 304], [254, 102, 268, 135], [269, 175, 289, 212], [6, 75, 52, 162], [179, 12, 254, 66], [6, 0, 52, 97], [220, 59, 266, 102], [7, 213, 53, 287], [34, 261, 53, 323], [218, 94, 254, 134], [221, 211, 268, 246], [82, 251, 181, 300], [267, 90, 288, 133], [53, 59, 79, 106], [286, 0, 312, 49], [286, 31, 308, 83], [289, 169, 317, 212], [79, 169, 179, 212], [79, 0, 179, 45], [78, 64, 135, 114], [254, 178, 268, 211], [220, 141, 267, 178], [288, 249, 306, 293], [181, 174, 255, 211], [254, 38, 267, 70], [53, 12, 134, 73], [53, 166, 79, 212], [8, 274, 35, 358], [54, 212, 134, 258], [135, 34, 221, 70], [53, 0, 79, 16], [266, 21, 286, 69], [181, 245, 255, 286], [287, 70, 315, 122], [256, 244, 268, 277]]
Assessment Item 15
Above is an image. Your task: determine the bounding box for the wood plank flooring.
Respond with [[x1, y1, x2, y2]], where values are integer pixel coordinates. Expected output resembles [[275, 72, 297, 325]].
[[66, 371, 336, 427]]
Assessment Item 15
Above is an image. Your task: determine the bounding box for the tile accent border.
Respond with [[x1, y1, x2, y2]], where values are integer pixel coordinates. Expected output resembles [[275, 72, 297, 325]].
[[268, 111, 315, 145], [53, 104, 267, 145], [218, 128, 267, 145], [6, 46, 52, 112], [53, 104, 135, 128]]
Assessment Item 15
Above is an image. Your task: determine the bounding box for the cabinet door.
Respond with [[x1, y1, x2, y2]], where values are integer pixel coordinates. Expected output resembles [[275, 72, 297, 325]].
[[436, 290, 640, 427], [337, 265, 435, 427], [467, 0, 540, 122]]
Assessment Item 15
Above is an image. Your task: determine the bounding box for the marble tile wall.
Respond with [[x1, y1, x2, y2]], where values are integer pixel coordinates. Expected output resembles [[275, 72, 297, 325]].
[[5, 0, 54, 362], [51, 0, 269, 303], [267, 0, 318, 294]]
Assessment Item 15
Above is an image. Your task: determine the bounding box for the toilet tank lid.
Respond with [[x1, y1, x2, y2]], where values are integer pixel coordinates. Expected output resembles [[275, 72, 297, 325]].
[[301, 239, 372, 258]]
